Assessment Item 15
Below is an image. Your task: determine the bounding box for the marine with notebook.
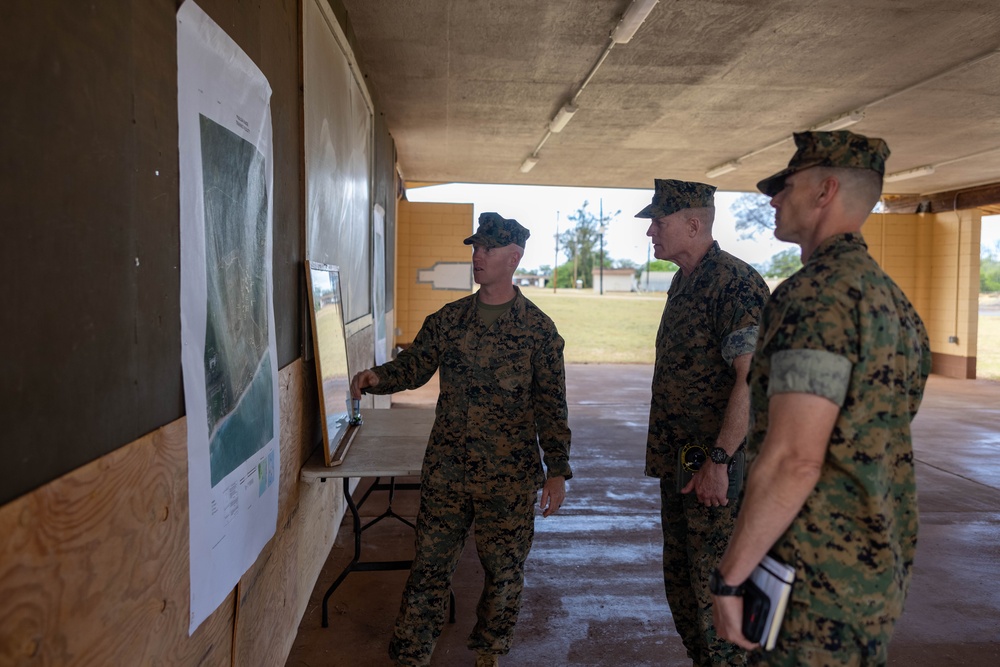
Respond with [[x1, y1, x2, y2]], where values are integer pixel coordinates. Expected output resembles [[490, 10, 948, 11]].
[[711, 130, 933, 665]]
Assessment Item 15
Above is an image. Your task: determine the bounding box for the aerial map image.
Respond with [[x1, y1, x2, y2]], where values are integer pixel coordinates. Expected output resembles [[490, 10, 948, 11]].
[[200, 114, 274, 487]]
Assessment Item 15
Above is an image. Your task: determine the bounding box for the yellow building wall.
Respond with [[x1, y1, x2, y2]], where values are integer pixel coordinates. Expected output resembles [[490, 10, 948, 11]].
[[864, 209, 982, 378], [396, 200, 475, 344]]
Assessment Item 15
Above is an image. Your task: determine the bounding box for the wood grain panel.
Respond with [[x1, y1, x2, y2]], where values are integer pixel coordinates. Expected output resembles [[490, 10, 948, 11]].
[[232, 470, 342, 665], [0, 418, 233, 665], [278, 360, 307, 527]]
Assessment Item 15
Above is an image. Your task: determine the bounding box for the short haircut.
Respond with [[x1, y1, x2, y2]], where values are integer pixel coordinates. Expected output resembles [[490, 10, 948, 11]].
[[689, 206, 716, 232], [816, 167, 883, 214]]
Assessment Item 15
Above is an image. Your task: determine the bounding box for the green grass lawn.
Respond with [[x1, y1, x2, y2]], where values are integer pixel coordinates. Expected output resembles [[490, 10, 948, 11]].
[[978, 313, 1000, 380], [520, 287, 664, 364], [518, 286, 1000, 380]]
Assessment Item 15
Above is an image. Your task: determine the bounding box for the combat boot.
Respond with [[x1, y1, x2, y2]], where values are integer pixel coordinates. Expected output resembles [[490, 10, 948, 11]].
[[474, 652, 498, 667]]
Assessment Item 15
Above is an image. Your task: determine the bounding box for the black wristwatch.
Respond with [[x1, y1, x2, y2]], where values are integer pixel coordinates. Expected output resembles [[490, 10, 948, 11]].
[[708, 568, 744, 596], [709, 446, 731, 465]]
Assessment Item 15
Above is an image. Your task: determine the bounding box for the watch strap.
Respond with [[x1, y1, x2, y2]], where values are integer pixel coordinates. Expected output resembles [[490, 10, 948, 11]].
[[709, 568, 744, 596]]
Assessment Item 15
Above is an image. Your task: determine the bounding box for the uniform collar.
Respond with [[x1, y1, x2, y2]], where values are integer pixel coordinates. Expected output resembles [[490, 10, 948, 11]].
[[809, 232, 867, 263], [683, 240, 721, 279], [468, 285, 526, 318], [670, 241, 721, 295]]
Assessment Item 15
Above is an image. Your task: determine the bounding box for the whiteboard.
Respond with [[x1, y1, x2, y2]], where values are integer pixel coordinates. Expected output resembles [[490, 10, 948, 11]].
[[304, 0, 373, 322]]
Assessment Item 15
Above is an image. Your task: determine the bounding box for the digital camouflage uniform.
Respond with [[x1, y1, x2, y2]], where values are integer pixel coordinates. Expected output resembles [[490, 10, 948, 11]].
[[747, 131, 933, 666], [638, 180, 769, 667], [366, 283, 572, 666], [746, 232, 931, 666]]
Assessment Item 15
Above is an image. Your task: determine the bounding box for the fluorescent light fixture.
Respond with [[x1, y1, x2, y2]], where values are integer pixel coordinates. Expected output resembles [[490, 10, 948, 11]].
[[520, 156, 539, 173], [884, 165, 936, 183], [705, 160, 741, 178], [549, 103, 578, 133], [810, 109, 865, 132], [610, 0, 659, 44]]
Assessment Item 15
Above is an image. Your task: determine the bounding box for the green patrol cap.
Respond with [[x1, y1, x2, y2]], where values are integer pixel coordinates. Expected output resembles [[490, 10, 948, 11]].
[[464, 212, 530, 249], [757, 130, 890, 197], [634, 179, 716, 219]]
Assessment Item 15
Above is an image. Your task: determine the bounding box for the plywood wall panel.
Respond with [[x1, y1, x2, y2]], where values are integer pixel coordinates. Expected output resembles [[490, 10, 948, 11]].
[[233, 474, 342, 666], [278, 359, 307, 526], [0, 417, 233, 666]]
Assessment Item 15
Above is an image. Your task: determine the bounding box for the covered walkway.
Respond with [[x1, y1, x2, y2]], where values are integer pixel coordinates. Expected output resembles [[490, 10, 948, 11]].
[[288, 366, 1000, 666]]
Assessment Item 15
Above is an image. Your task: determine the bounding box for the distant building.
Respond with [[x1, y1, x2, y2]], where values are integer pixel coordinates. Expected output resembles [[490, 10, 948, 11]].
[[591, 268, 638, 293], [514, 273, 549, 288], [637, 270, 676, 293]]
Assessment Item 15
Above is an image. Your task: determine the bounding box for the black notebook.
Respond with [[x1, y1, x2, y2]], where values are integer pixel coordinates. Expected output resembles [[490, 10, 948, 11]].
[[741, 553, 795, 650]]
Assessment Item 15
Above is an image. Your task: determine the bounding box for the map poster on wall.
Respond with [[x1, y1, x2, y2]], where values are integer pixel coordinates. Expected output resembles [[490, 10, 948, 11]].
[[177, 1, 279, 634]]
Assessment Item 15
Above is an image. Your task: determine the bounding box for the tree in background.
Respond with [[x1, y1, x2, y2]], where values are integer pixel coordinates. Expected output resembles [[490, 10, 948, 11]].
[[647, 259, 679, 272], [731, 192, 775, 239], [755, 248, 803, 279], [558, 200, 621, 288], [732, 192, 883, 240], [983, 242, 1000, 293]]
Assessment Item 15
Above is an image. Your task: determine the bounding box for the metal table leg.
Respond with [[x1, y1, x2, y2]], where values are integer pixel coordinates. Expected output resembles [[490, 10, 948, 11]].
[[321, 477, 455, 627]]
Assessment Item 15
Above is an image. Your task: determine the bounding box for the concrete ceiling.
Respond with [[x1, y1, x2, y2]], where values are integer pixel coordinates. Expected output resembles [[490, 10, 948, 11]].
[[339, 0, 1000, 199]]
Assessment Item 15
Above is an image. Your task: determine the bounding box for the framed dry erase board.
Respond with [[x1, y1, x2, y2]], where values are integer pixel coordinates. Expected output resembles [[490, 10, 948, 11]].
[[305, 261, 357, 466]]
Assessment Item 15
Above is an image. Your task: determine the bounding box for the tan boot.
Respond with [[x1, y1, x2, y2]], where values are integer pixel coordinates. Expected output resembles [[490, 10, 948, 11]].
[[474, 653, 499, 667]]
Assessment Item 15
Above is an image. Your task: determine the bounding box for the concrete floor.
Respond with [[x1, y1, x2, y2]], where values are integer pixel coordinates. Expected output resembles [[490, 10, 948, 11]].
[[286, 366, 1000, 667]]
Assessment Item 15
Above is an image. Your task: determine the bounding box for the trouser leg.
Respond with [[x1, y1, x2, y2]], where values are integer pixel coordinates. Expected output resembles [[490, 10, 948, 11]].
[[390, 485, 473, 666], [660, 479, 746, 666], [466, 490, 537, 655], [661, 483, 703, 662], [760, 607, 892, 667]]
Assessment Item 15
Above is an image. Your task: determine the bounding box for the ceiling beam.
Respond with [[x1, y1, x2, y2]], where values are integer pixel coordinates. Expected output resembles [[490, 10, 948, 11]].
[[882, 182, 1000, 214]]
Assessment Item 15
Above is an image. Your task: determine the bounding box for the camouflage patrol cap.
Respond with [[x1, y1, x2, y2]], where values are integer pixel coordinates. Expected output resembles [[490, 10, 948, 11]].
[[464, 212, 530, 249], [634, 179, 716, 219], [757, 130, 891, 197]]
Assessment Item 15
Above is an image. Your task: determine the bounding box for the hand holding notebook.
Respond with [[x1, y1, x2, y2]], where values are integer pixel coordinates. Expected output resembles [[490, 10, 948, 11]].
[[741, 553, 795, 650]]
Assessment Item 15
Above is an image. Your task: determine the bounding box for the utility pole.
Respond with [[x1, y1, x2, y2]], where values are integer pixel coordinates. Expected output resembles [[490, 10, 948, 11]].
[[553, 211, 559, 293], [599, 199, 607, 295], [646, 242, 651, 292]]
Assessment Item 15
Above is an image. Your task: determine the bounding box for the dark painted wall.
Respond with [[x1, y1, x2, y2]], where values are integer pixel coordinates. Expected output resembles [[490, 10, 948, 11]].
[[0, 0, 396, 506]]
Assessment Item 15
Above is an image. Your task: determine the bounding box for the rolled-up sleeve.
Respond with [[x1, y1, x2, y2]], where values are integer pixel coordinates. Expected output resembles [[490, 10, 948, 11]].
[[769, 348, 853, 406], [722, 325, 760, 364]]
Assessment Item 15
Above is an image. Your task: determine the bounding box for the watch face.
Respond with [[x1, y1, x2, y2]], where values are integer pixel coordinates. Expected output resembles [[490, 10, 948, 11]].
[[710, 447, 728, 464]]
